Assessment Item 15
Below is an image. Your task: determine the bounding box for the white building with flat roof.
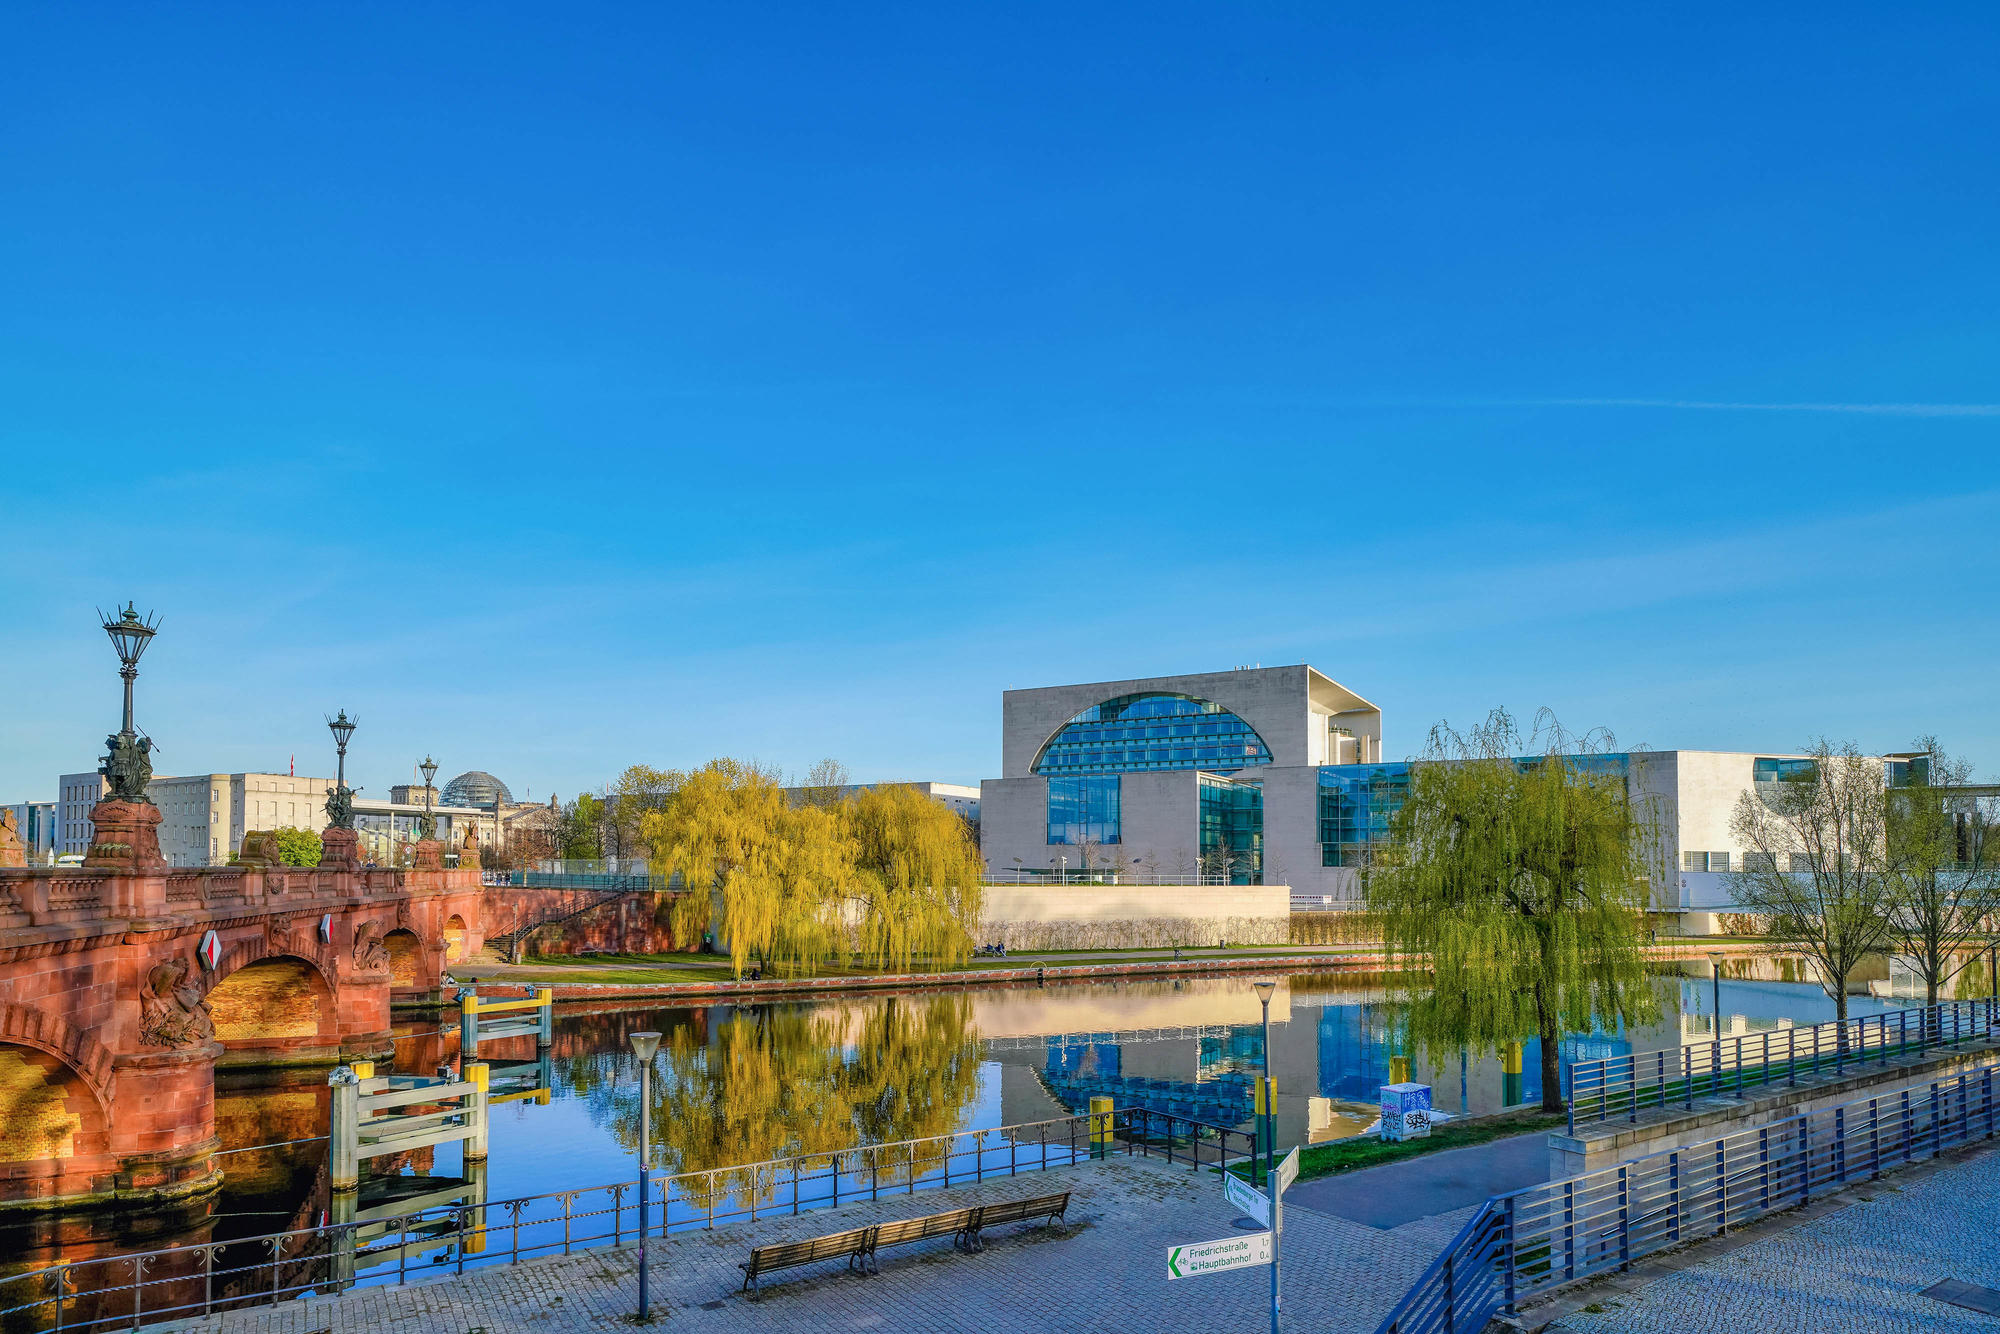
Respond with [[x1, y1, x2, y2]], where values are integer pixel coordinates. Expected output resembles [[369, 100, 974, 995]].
[[56, 771, 108, 857], [979, 665, 1930, 932], [146, 771, 337, 867]]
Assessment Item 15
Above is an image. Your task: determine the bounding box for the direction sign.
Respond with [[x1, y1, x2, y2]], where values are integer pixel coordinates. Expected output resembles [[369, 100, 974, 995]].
[[1166, 1231, 1272, 1280], [1223, 1171, 1270, 1226], [1277, 1146, 1300, 1193]]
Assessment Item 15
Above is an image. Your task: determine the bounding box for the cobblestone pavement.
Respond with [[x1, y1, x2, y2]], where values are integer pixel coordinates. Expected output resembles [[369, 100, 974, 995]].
[[158, 1157, 1469, 1333], [1555, 1145, 2000, 1333]]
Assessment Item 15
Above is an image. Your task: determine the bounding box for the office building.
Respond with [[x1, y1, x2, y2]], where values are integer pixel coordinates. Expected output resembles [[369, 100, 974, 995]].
[[57, 771, 109, 857], [2, 801, 59, 863]]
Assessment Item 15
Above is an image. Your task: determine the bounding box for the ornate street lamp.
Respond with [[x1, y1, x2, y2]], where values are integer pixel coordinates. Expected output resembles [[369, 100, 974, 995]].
[[419, 755, 440, 841], [325, 711, 359, 830], [97, 603, 161, 802]]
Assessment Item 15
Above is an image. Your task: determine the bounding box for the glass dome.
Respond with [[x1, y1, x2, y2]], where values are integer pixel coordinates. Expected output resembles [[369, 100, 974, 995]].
[[441, 770, 514, 808]]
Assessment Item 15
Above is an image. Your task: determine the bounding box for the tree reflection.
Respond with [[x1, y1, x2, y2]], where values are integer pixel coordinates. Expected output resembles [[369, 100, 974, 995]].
[[578, 995, 982, 1208]]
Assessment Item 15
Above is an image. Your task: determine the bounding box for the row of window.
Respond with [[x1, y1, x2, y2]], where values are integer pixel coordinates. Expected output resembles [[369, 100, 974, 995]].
[[1047, 775, 1122, 846], [1198, 776, 1264, 884], [1034, 693, 1273, 777]]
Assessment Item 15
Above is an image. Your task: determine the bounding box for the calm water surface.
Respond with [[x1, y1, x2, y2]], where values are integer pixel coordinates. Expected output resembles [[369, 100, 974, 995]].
[[2, 952, 1990, 1327]]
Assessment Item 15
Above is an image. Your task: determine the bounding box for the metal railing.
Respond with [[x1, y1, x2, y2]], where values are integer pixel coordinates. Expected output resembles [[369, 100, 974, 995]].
[[1566, 997, 1997, 1132], [0, 1106, 1239, 1333], [483, 870, 677, 891], [1378, 1058, 2000, 1334]]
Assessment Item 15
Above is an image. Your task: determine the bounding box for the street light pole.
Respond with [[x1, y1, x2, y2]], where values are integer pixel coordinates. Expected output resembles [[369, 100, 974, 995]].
[[1253, 978, 1279, 1334], [1708, 951, 1725, 1076], [420, 755, 439, 841], [628, 1030, 662, 1322]]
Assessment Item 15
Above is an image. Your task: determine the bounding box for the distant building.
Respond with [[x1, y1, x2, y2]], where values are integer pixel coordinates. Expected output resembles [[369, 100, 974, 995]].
[[146, 772, 336, 867], [782, 781, 981, 822], [353, 794, 498, 863], [56, 771, 108, 856], [2, 800, 58, 862], [441, 770, 514, 808]]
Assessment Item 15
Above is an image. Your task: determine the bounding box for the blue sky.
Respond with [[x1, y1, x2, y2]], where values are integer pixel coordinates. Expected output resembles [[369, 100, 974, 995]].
[[3, 4, 1997, 801]]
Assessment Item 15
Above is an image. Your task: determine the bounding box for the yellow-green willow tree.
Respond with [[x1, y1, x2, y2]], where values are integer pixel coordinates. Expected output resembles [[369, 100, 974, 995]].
[[844, 784, 983, 973], [1368, 709, 1659, 1112], [640, 761, 982, 978]]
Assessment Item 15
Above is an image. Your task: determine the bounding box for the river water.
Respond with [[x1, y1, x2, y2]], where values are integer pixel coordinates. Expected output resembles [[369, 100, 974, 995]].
[[2, 951, 1990, 1329]]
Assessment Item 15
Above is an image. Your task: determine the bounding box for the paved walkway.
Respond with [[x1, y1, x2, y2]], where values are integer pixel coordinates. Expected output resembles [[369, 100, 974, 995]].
[[1550, 1144, 2000, 1333], [159, 1157, 1464, 1333], [1285, 1132, 1549, 1229]]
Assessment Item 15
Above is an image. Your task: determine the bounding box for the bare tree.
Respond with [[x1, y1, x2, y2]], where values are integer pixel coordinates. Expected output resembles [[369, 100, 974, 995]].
[[1886, 738, 2000, 1006], [793, 757, 851, 809], [1730, 740, 1908, 1027]]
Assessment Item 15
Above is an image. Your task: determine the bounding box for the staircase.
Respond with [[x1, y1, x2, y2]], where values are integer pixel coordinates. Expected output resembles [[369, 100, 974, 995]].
[[486, 888, 631, 962]]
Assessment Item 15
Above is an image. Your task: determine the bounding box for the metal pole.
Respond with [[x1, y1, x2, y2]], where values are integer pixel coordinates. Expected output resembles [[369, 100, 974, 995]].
[[1262, 992, 1278, 1334], [638, 1058, 651, 1321]]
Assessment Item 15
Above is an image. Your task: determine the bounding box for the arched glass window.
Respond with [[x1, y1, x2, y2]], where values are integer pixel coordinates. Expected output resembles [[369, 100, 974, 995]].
[[1032, 693, 1273, 775]]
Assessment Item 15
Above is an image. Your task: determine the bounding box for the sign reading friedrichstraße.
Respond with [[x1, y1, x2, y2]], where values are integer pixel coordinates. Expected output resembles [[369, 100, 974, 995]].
[[1223, 1170, 1271, 1225], [1166, 1231, 1273, 1280]]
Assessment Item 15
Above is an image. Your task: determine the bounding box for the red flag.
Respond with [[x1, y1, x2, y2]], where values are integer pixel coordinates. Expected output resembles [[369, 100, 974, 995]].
[[290, 755, 295, 776]]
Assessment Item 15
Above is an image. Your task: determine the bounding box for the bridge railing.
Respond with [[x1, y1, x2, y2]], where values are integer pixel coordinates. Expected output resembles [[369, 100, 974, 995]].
[[1566, 997, 1998, 1132], [1377, 1059, 2000, 1334], [0, 1105, 1235, 1332]]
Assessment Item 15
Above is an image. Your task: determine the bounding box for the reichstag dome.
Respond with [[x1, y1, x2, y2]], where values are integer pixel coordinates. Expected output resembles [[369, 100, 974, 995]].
[[441, 770, 514, 808]]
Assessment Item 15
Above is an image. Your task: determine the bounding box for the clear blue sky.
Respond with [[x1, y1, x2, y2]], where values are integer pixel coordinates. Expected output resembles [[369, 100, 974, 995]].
[[3, 4, 1997, 801]]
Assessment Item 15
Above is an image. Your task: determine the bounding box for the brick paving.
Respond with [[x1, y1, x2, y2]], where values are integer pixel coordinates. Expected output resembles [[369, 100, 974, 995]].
[[1553, 1145, 2000, 1334], [157, 1156, 1465, 1333]]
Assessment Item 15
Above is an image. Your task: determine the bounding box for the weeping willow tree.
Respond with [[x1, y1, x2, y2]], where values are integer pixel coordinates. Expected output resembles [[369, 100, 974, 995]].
[[1369, 709, 1660, 1112], [640, 760, 982, 978], [844, 784, 983, 972]]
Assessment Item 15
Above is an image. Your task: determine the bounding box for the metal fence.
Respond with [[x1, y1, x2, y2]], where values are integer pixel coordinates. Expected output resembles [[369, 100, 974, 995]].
[[1566, 997, 1998, 1132], [0, 1106, 1244, 1333], [1377, 1058, 2000, 1334]]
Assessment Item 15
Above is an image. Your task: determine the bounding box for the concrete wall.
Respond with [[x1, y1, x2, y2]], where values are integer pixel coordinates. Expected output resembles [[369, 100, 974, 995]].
[[979, 881, 1291, 949]]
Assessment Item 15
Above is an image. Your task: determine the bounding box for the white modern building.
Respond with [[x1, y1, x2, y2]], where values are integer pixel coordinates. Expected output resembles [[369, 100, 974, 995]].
[[978, 665, 1924, 932], [145, 771, 337, 867]]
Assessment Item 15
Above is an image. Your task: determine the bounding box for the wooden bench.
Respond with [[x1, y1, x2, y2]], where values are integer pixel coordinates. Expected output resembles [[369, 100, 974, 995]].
[[737, 1191, 1072, 1289], [952, 1191, 1071, 1254], [738, 1224, 875, 1291]]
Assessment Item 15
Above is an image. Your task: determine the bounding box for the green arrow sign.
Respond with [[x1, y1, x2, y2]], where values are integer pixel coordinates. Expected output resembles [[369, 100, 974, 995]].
[[1166, 1231, 1272, 1280]]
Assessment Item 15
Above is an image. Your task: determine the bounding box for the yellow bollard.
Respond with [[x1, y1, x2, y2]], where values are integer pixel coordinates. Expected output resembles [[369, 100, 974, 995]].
[[1501, 1041, 1524, 1108], [1389, 1055, 1411, 1085], [1089, 1095, 1114, 1159]]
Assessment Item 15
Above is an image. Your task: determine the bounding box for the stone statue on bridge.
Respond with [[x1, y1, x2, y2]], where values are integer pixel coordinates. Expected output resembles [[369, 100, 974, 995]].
[[0, 809, 24, 868], [139, 957, 214, 1049], [352, 920, 391, 972]]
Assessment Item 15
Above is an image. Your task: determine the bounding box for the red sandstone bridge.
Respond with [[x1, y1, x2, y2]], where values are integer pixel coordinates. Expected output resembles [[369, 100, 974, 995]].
[[0, 810, 491, 1215]]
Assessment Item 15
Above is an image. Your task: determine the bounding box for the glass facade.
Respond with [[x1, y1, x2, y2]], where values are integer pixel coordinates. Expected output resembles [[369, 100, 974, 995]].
[[1047, 774, 1121, 846], [1318, 754, 1632, 867], [1198, 775, 1263, 883], [1032, 693, 1273, 776]]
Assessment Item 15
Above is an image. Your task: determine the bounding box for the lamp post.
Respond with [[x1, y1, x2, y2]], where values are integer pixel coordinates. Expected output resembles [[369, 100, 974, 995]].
[[628, 1029, 662, 1322], [419, 755, 439, 841], [97, 603, 160, 802], [325, 711, 359, 830], [1252, 978, 1279, 1334], [1708, 951, 1726, 1084]]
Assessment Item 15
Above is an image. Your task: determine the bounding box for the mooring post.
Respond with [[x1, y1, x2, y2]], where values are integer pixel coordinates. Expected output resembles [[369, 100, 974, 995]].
[[465, 1061, 490, 1162], [329, 1065, 360, 1191], [460, 990, 479, 1059], [1090, 1095, 1114, 1160], [537, 986, 553, 1045]]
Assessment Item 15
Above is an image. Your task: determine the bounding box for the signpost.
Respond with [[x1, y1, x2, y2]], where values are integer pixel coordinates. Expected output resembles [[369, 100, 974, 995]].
[[1166, 1231, 1272, 1280], [1224, 1170, 1271, 1227], [1276, 1145, 1300, 1193]]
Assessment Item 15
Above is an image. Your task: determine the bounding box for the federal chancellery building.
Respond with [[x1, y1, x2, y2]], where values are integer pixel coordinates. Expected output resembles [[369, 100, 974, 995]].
[[977, 665, 1925, 933]]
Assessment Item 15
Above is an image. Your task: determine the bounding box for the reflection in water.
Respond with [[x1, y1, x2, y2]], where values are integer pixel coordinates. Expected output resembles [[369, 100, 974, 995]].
[[7, 950, 1997, 1328]]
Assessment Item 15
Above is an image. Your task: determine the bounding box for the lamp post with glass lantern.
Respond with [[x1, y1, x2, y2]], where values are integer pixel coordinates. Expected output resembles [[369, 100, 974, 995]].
[[628, 1030, 662, 1321], [1252, 979, 1280, 1334], [97, 603, 160, 803]]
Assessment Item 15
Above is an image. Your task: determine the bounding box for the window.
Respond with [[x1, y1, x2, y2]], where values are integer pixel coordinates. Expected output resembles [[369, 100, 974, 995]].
[[1319, 763, 1409, 867], [1047, 775, 1120, 846], [1788, 853, 1813, 873], [1033, 693, 1273, 776], [1682, 851, 1730, 872], [1199, 776, 1263, 883], [1742, 852, 1777, 873]]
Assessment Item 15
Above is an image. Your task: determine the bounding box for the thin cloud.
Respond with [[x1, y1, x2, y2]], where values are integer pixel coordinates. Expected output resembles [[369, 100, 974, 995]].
[[1520, 398, 2000, 418]]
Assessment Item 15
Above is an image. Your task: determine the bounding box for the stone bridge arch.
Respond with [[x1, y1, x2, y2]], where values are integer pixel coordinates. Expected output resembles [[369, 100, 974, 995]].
[[201, 937, 346, 1060], [0, 999, 118, 1201], [0, 999, 117, 1113]]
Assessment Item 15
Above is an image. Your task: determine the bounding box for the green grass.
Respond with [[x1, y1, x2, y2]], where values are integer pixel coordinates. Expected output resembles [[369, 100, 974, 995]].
[[1235, 1108, 1569, 1185]]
